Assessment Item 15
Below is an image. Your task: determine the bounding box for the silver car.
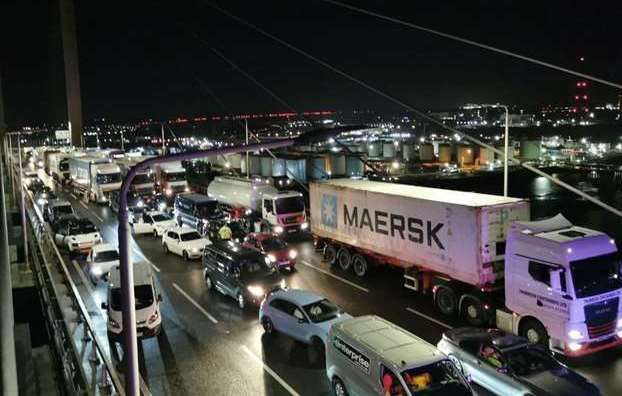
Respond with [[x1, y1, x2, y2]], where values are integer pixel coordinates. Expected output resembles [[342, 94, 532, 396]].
[[437, 327, 600, 396], [259, 289, 352, 361]]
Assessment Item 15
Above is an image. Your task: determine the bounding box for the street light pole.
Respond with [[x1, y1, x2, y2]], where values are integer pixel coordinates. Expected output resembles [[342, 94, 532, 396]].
[[483, 104, 510, 197]]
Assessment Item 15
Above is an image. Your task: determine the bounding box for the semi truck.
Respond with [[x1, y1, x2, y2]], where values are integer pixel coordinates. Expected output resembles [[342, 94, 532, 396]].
[[117, 155, 155, 196], [69, 156, 121, 203], [154, 161, 189, 197], [207, 176, 308, 234], [310, 179, 622, 357], [47, 151, 76, 184]]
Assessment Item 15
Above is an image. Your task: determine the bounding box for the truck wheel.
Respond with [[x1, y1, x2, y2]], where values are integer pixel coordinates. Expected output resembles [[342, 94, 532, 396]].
[[461, 297, 484, 326], [337, 248, 352, 271], [324, 244, 337, 266], [352, 254, 368, 277], [520, 318, 549, 346], [332, 377, 348, 396], [435, 286, 457, 317]]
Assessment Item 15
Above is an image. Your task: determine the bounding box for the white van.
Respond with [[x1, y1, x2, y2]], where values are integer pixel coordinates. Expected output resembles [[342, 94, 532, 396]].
[[326, 315, 472, 396], [102, 261, 162, 342]]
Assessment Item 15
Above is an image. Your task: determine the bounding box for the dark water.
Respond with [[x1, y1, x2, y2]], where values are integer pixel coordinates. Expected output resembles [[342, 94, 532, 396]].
[[400, 167, 622, 244]]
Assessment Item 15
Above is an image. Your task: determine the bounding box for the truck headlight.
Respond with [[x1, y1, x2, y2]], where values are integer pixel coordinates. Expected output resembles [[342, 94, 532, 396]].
[[567, 342, 582, 352], [568, 330, 583, 340], [247, 285, 264, 297], [300, 222, 309, 230], [267, 254, 277, 263], [274, 226, 284, 234], [185, 187, 190, 192], [288, 249, 297, 259]]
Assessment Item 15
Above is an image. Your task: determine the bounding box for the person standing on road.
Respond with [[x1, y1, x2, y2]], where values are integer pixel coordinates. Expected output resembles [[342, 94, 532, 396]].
[[218, 222, 232, 240]]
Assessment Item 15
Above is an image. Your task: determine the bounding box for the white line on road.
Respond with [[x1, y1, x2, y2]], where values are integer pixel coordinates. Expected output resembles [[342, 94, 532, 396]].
[[172, 283, 218, 324], [405, 307, 452, 329], [150, 263, 161, 272], [91, 212, 104, 223], [240, 345, 300, 396], [79, 201, 89, 210], [300, 260, 369, 293], [70, 193, 77, 199]]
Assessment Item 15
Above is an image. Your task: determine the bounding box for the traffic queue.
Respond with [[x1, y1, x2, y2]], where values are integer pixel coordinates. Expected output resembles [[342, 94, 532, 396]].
[[20, 146, 607, 396]]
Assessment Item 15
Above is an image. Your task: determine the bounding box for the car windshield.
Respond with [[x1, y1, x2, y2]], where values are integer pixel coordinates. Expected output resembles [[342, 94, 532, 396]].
[[274, 196, 305, 214], [132, 173, 152, 185], [96, 173, 121, 184], [196, 201, 219, 218], [570, 253, 622, 298], [262, 237, 287, 251], [400, 360, 471, 395], [110, 285, 154, 311], [152, 214, 171, 222], [69, 221, 97, 235], [180, 231, 201, 241], [95, 250, 119, 262], [55, 205, 74, 216], [502, 345, 558, 376], [302, 299, 340, 323], [165, 171, 186, 182]]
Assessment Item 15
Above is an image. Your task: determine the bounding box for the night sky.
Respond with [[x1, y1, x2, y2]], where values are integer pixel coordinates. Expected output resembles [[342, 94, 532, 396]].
[[1, 1, 621, 126]]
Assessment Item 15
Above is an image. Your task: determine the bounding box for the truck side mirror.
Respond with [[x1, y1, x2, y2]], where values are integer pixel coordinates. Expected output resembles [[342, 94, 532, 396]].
[[550, 269, 562, 292]]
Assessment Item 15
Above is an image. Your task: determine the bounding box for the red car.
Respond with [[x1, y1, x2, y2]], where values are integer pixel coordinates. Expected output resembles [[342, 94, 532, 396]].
[[243, 232, 297, 270]]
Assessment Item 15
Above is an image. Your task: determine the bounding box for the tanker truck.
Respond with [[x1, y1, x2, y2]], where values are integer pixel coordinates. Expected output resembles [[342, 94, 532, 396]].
[[311, 178, 622, 357], [207, 176, 308, 234]]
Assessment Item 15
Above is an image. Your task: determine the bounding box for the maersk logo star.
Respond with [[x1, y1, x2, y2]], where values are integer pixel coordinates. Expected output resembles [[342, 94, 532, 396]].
[[321, 194, 337, 228]]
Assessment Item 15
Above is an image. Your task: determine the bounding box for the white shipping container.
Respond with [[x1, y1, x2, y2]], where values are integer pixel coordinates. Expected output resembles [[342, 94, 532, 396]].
[[310, 179, 529, 287]]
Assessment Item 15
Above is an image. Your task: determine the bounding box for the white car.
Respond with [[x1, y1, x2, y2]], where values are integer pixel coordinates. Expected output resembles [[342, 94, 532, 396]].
[[53, 216, 102, 254], [86, 244, 120, 283], [131, 210, 176, 237], [162, 227, 211, 260]]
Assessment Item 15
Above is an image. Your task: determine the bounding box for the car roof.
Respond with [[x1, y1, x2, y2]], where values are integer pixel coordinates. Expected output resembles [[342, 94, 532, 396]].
[[109, 261, 152, 287], [177, 193, 216, 203], [167, 226, 198, 234], [92, 243, 117, 253], [334, 315, 444, 369], [444, 327, 528, 351], [270, 289, 325, 306], [209, 241, 262, 259]]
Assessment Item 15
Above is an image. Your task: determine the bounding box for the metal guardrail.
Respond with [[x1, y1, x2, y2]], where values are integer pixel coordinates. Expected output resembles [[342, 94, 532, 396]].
[[23, 181, 125, 395]]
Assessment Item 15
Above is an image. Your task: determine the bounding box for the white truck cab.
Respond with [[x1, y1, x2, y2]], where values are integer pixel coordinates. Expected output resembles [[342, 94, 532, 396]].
[[102, 261, 162, 342], [261, 190, 307, 234], [501, 214, 622, 356], [155, 162, 189, 197]]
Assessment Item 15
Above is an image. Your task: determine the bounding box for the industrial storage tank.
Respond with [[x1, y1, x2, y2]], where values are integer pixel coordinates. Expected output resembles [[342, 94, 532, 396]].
[[419, 143, 435, 162], [358, 142, 368, 154], [272, 158, 286, 176], [478, 147, 495, 165], [308, 157, 328, 180], [382, 142, 396, 158], [226, 153, 242, 169], [328, 154, 346, 176], [260, 156, 273, 177], [367, 143, 382, 158], [438, 144, 453, 163], [242, 155, 262, 176], [286, 158, 307, 181], [346, 155, 364, 176], [456, 146, 474, 166], [402, 144, 414, 161], [519, 139, 541, 161]]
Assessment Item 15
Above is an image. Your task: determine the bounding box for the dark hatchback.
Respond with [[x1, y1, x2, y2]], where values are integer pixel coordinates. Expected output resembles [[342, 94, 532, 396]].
[[203, 241, 285, 309]]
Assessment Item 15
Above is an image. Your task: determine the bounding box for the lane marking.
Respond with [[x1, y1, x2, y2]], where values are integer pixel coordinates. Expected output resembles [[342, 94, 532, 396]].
[[79, 201, 89, 210], [172, 283, 218, 324], [151, 263, 161, 272], [405, 307, 452, 329], [70, 193, 78, 199], [91, 212, 104, 223], [240, 345, 300, 396], [299, 260, 369, 293]]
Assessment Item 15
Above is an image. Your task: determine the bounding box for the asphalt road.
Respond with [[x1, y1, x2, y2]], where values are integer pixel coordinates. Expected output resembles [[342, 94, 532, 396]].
[[55, 186, 622, 396]]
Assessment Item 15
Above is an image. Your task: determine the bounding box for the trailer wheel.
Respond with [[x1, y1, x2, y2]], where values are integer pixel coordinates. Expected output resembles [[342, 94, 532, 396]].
[[337, 248, 352, 271], [461, 297, 484, 326], [435, 286, 457, 317], [519, 318, 549, 347], [324, 244, 337, 266], [352, 254, 368, 277]]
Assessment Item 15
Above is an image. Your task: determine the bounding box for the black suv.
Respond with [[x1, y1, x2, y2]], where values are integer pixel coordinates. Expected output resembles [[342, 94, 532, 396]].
[[203, 241, 285, 309]]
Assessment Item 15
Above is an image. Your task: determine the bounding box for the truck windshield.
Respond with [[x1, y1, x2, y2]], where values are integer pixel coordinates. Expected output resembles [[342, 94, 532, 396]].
[[110, 285, 154, 311], [274, 196, 305, 214], [97, 173, 121, 185], [165, 171, 186, 182], [400, 360, 471, 395], [133, 174, 152, 185], [197, 201, 219, 218], [570, 253, 622, 298]]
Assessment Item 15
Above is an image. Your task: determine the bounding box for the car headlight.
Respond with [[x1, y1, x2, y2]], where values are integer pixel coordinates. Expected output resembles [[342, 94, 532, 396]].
[[137, 200, 144, 208], [568, 330, 583, 340], [165, 188, 173, 196], [288, 249, 297, 259], [273, 226, 284, 234], [247, 285, 264, 297], [191, 248, 199, 253], [300, 222, 309, 230], [184, 187, 190, 192], [267, 254, 276, 263], [245, 209, 252, 215]]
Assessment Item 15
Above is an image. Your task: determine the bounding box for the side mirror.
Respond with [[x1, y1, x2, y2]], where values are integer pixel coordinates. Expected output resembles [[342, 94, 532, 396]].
[[101, 302, 108, 310]]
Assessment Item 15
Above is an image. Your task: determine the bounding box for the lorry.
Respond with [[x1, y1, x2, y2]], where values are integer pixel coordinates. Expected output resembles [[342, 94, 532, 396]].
[[207, 176, 308, 234], [154, 161, 189, 198], [47, 151, 76, 184], [69, 156, 121, 203], [310, 179, 622, 357], [117, 155, 155, 197]]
